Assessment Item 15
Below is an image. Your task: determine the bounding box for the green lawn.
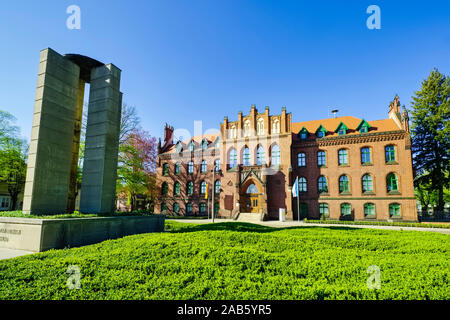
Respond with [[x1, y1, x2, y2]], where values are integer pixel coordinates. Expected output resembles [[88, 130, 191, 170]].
[[0, 221, 448, 300]]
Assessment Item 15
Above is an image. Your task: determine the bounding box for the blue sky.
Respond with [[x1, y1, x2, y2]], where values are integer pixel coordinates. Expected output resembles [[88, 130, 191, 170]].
[[1, 0, 449, 142]]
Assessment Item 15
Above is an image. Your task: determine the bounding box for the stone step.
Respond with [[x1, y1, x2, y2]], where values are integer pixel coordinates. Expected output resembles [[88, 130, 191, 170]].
[[236, 212, 262, 222]]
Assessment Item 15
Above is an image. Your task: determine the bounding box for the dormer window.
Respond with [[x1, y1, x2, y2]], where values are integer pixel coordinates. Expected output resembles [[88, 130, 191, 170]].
[[201, 139, 208, 151], [356, 119, 371, 134], [189, 141, 195, 152], [298, 127, 309, 140], [175, 142, 183, 153], [315, 125, 327, 138], [335, 122, 349, 136]]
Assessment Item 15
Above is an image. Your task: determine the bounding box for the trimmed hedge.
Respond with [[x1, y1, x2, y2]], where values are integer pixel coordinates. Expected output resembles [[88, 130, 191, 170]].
[[0, 221, 448, 300], [0, 210, 156, 220], [304, 219, 450, 229]]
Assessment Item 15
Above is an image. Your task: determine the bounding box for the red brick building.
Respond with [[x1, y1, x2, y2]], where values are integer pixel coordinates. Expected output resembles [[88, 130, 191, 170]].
[[155, 96, 417, 221]]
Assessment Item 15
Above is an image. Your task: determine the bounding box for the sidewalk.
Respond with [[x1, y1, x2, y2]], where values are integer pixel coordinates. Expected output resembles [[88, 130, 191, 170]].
[[170, 218, 450, 234], [0, 248, 35, 261]]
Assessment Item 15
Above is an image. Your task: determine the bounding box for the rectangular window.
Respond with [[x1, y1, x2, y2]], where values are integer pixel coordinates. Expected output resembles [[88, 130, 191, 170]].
[[319, 203, 329, 217], [338, 150, 348, 165], [364, 203, 375, 216], [318, 151, 326, 166], [361, 148, 371, 164], [385, 146, 396, 163], [389, 204, 401, 217], [298, 153, 306, 167], [341, 203, 351, 216]]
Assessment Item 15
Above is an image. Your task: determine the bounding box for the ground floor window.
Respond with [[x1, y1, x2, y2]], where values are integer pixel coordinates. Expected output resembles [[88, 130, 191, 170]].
[[319, 203, 329, 218], [186, 202, 193, 214], [389, 203, 401, 217], [299, 203, 308, 218], [214, 202, 220, 213], [200, 202, 207, 214], [161, 202, 167, 213], [173, 202, 179, 214], [0, 196, 11, 210], [364, 203, 375, 217], [340, 203, 351, 216]]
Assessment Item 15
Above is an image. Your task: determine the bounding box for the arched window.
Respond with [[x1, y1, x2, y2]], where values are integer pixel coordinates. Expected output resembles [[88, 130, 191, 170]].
[[361, 147, 371, 164], [201, 160, 207, 173], [243, 147, 251, 166], [271, 144, 281, 165], [175, 162, 181, 175], [272, 119, 280, 134], [385, 145, 396, 163], [299, 177, 307, 193], [339, 175, 350, 193], [229, 125, 237, 139], [174, 181, 181, 195], [246, 184, 258, 194], [340, 203, 351, 216], [362, 174, 373, 193], [186, 202, 193, 214], [364, 203, 375, 217], [215, 180, 221, 193], [214, 159, 221, 171], [387, 173, 399, 192], [318, 176, 328, 193], [188, 161, 194, 174], [389, 203, 401, 217], [297, 152, 306, 167], [229, 148, 237, 168], [319, 203, 329, 218], [318, 151, 326, 167], [257, 118, 264, 135], [187, 181, 194, 195], [244, 120, 251, 137], [173, 202, 180, 214], [161, 182, 168, 196], [256, 146, 265, 165], [338, 149, 348, 165], [200, 181, 207, 195], [162, 163, 169, 176]]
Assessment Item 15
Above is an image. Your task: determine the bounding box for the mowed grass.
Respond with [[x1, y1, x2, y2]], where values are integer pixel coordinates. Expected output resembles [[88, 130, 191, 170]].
[[0, 221, 449, 300]]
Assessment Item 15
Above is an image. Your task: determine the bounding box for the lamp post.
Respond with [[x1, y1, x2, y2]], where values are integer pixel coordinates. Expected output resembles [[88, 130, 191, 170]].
[[211, 166, 222, 223]]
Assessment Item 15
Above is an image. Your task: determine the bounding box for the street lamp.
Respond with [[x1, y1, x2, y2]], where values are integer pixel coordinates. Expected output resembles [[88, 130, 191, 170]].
[[210, 166, 222, 223]]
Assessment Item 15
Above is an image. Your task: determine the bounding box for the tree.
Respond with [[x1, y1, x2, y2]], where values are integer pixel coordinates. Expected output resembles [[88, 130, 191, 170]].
[[0, 110, 28, 211], [409, 69, 450, 213], [117, 129, 157, 211]]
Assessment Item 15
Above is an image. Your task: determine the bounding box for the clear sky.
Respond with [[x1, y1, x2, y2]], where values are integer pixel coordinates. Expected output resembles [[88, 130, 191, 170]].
[[1, 0, 449, 142]]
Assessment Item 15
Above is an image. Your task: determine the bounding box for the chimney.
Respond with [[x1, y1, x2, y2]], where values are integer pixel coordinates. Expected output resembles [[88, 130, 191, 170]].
[[164, 123, 174, 146], [388, 95, 402, 128]]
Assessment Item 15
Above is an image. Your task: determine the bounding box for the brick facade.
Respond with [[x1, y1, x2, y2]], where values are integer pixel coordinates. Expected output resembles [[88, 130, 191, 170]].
[[155, 96, 418, 221]]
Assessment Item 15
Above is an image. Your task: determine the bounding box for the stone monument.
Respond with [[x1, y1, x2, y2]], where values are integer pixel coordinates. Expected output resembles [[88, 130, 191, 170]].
[[23, 48, 122, 215]]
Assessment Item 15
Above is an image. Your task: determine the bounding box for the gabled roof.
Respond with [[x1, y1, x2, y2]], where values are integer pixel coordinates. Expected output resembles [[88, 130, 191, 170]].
[[162, 132, 220, 154], [334, 121, 349, 133], [356, 119, 371, 131], [292, 116, 401, 140]]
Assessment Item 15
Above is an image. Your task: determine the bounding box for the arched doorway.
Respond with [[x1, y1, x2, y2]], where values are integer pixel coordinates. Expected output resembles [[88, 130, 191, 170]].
[[242, 183, 260, 213]]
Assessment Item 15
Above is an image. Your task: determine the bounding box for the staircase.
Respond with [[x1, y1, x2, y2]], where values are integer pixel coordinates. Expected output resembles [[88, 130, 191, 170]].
[[236, 212, 263, 223]]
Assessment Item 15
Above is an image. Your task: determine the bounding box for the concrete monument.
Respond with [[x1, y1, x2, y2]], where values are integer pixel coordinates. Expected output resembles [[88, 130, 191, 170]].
[[23, 48, 122, 215]]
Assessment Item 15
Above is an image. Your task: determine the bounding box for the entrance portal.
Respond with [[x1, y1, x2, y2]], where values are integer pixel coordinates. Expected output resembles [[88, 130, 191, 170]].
[[243, 183, 260, 213]]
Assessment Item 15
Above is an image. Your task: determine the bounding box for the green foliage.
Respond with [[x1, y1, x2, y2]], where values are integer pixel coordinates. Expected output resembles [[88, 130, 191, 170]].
[[0, 110, 28, 210], [0, 221, 448, 300], [409, 69, 450, 211], [0, 210, 156, 219], [304, 219, 450, 229]]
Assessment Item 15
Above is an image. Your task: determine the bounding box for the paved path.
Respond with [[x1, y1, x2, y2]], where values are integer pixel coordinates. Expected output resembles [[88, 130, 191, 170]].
[[0, 248, 35, 261], [169, 219, 450, 234]]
